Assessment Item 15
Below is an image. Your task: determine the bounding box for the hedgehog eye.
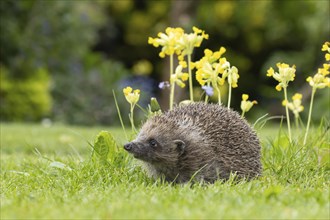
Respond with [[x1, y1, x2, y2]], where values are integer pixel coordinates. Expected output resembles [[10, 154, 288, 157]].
[[149, 139, 157, 148]]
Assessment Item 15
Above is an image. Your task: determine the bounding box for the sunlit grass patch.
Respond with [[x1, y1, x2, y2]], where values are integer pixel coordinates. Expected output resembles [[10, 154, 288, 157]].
[[1, 123, 329, 219]]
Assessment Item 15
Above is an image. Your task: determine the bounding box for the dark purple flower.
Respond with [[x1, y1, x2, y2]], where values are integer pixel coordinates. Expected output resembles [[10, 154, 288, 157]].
[[202, 85, 214, 96], [159, 81, 170, 89]]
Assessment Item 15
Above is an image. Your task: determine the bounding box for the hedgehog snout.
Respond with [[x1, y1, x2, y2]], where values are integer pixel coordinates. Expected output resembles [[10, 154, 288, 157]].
[[124, 142, 150, 161], [124, 142, 133, 151]]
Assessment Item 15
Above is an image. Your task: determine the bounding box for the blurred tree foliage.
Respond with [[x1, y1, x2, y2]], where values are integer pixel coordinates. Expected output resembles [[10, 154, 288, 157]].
[[0, 65, 51, 121], [0, 0, 129, 124], [1, 0, 103, 77], [0, 0, 329, 124]]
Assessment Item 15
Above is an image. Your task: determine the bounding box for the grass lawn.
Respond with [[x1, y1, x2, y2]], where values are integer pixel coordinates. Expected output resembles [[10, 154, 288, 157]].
[[1, 122, 329, 219]]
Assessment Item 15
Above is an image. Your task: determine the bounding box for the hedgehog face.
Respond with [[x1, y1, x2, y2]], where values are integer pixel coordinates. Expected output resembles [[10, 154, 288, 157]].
[[124, 125, 185, 166]]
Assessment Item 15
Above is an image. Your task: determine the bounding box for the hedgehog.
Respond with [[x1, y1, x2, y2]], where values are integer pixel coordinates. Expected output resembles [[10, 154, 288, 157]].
[[124, 102, 262, 183]]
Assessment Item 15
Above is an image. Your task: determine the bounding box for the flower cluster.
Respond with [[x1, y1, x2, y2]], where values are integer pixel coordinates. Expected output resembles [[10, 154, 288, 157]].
[[282, 93, 304, 119], [148, 26, 208, 60], [267, 63, 296, 91], [148, 26, 209, 109], [194, 48, 227, 88], [223, 66, 239, 88], [265, 42, 330, 144], [123, 86, 140, 133], [306, 63, 330, 89], [123, 87, 140, 106], [322, 41, 330, 61], [240, 94, 257, 117], [266, 62, 296, 142], [193, 47, 239, 106], [307, 42, 330, 90], [303, 41, 330, 144], [176, 26, 209, 61], [148, 27, 184, 58], [148, 26, 245, 109], [170, 65, 189, 88]]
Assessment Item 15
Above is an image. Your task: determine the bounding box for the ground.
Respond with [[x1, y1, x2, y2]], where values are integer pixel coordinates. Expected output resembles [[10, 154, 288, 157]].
[[1, 122, 329, 219]]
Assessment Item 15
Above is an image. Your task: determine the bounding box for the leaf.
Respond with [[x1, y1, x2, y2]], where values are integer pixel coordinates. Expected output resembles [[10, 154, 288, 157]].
[[93, 130, 118, 162]]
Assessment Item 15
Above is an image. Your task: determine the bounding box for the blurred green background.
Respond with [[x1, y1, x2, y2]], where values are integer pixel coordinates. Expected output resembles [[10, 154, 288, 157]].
[[0, 0, 329, 126]]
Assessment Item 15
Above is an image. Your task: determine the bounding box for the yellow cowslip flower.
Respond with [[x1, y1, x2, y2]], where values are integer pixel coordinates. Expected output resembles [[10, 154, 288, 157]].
[[303, 43, 330, 144], [306, 63, 330, 89], [322, 41, 330, 61], [266, 63, 296, 91], [176, 26, 209, 61], [193, 48, 226, 70], [196, 70, 207, 86], [240, 94, 257, 115], [123, 86, 140, 106], [195, 61, 219, 88], [214, 57, 230, 74], [306, 74, 330, 89], [222, 66, 239, 88], [282, 93, 304, 118], [194, 48, 229, 88], [204, 47, 226, 64], [148, 27, 184, 58], [326, 54, 330, 61], [318, 63, 330, 76], [170, 65, 189, 88], [190, 61, 196, 69], [179, 60, 187, 68], [321, 42, 329, 51], [194, 48, 232, 105]]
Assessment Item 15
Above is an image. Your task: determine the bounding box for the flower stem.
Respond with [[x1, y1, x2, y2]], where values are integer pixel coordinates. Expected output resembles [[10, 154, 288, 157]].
[[303, 88, 316, 145], [294, 116, 299, 129], [227, 85, 232, 109], [130, 104, 136, 133], [216, 86, 222, 105], [241, 111, 245, 118], [283, 87, 292, 143], [188, 55, 194, 102], [204, 93, 209, 103], [170, 82, 175, 110], [169, 54, 174, 110]]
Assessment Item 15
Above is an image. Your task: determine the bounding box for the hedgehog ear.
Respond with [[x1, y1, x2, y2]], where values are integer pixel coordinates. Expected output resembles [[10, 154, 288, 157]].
[[173, 140, 185, 156]]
